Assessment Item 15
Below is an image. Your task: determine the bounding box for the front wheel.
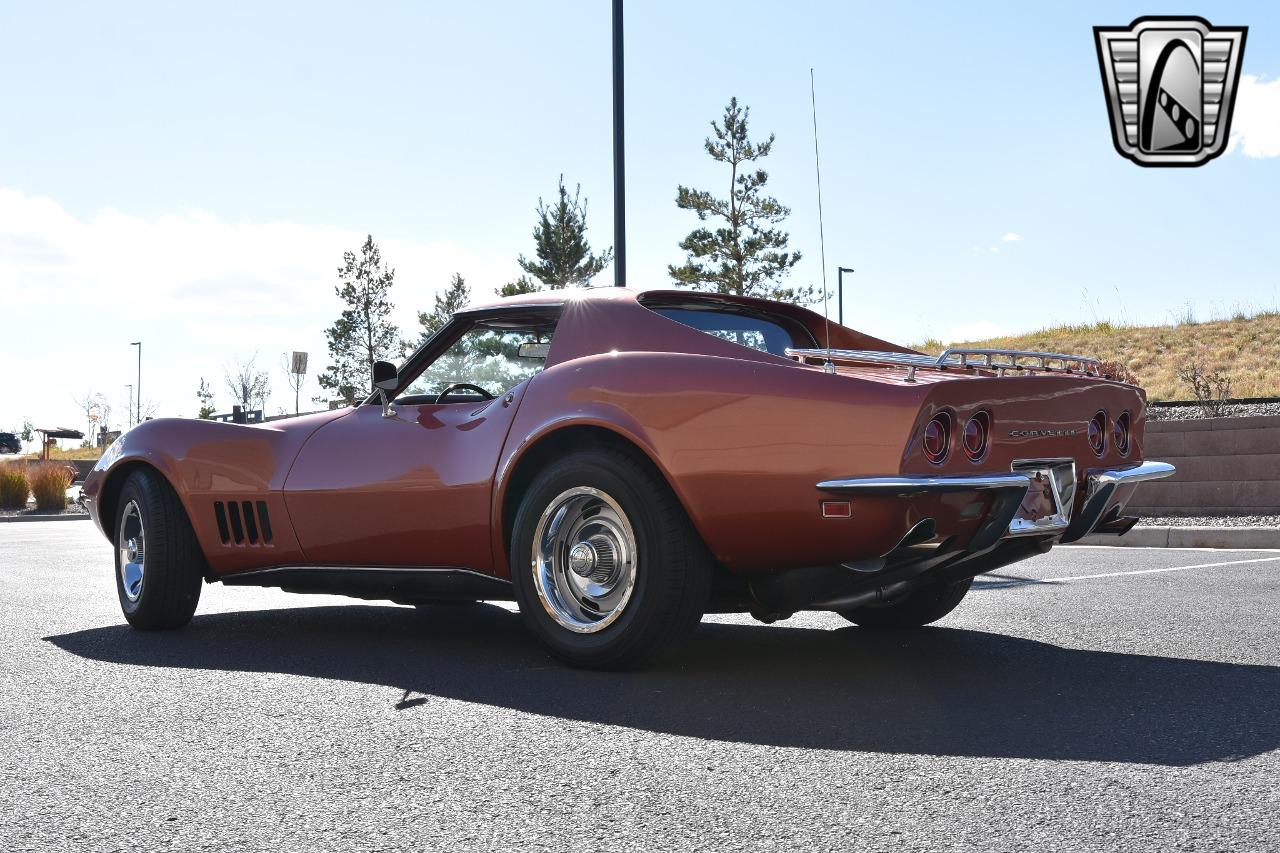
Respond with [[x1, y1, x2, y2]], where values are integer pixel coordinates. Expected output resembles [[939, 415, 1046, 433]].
[[509, 447, 711, 669], [836, 577, 973, 628], [113, 468, 205, 630]]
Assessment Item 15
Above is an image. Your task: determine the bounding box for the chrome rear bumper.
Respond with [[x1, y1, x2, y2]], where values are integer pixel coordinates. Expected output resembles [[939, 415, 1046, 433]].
[[816, 473, 1032, 495], [1090, 460, 1178, 487], [1059, 461, 1176, 543], [817, 461, 1176, 544]]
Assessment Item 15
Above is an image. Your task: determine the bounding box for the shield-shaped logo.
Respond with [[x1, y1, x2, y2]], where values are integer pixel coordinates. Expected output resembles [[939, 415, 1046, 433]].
[[1094, 17, 1247, 167]]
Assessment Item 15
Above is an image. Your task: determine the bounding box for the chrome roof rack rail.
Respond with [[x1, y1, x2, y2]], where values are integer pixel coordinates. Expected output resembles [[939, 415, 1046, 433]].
[[785, 347, 1102, 377]]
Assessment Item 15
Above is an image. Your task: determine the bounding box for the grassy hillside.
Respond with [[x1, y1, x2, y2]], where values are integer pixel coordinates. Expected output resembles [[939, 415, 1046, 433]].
[[914, 312, 1280, 402]]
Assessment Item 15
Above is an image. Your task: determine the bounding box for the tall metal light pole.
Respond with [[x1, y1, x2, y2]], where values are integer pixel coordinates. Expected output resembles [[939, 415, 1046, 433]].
[[130, 341, 141, 423], [837, 267, 854, 326], [612, 0, 626, 287], [125, 385, 133, 429]]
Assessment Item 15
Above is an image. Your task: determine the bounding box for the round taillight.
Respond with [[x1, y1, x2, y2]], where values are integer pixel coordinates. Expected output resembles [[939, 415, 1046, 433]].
[[962, 411, 991, 461], [1114, 411, 1130, 456], [1087, 411, 1107, 456], [923, 413, 951, 464]]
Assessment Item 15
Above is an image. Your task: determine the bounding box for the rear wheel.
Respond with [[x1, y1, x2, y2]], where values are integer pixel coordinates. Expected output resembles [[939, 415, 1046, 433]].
[[113, 468, 205, 630], [836, 577, 972, 628], [509, 447, 711, 669]]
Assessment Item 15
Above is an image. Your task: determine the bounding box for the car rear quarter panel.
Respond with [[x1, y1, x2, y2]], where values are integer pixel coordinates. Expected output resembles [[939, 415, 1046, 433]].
[[496, 350, 934, 575]]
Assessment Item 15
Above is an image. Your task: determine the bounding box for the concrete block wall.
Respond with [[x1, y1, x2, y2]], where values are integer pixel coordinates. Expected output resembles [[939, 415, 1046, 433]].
[[1129, 414, 1280, 515]]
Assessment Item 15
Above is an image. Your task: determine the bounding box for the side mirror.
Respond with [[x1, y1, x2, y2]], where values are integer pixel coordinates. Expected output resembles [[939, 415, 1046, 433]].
[[372, 360, 398, 391], [372, 361, 398, 419]]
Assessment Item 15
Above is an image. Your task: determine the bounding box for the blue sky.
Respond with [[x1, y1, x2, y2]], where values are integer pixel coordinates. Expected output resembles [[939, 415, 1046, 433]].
[[2, 1, 1278, 431]]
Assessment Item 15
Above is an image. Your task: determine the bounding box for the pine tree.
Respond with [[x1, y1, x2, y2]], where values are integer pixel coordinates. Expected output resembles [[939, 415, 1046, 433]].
[[318, 235, 401, 405], [517, 177, 612, 290], [413, 273, 471, 348], [196, 379, 216, 419], [497, 275, 540, 297], [669, 97, 808, 303]]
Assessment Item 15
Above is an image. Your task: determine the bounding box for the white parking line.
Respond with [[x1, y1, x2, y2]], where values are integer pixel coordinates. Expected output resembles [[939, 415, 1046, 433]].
[[1052, 555, 1280, 583], [1065, 544, 1280, 553]]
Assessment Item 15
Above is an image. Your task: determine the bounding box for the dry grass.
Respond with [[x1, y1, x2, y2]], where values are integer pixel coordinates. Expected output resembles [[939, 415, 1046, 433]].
[[29, 463, 73, 511], [26, 445, 104, 461], [0, 463, 29, 509], [914, 312, 1280, 401]]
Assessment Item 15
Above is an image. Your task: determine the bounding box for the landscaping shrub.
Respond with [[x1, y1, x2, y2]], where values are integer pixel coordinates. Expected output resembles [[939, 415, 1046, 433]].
[[29, 463, 73, 511], [0, 463, 29, 509], [1098, 360, 1139, 386], [1176, 355, 1233, 418]]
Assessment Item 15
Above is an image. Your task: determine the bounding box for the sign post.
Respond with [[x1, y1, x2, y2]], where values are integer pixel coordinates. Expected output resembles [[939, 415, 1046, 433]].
[[290, 351, 309, 416]]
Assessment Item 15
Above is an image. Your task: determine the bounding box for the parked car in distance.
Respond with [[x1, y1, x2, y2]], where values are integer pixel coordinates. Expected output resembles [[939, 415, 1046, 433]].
[[0, 433, 22, 454], [83, 287, 1174, 668]]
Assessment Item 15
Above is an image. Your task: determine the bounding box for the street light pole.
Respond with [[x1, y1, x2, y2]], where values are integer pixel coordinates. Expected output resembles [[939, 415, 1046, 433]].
[[612, 0, 626, 287], [837, 267, 854, 326], [125, 385, 133, 429], [130, 341, 141, 423]]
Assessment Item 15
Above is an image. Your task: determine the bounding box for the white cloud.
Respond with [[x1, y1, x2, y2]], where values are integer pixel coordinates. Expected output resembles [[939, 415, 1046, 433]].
[[972, 233, 1021, 256], [0, 188, 514, 432], [1229, 74, 1280, 158]]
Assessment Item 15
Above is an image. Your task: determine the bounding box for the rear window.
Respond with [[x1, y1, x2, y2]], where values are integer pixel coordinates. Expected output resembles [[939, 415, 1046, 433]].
[[648, 306, 814, 356]]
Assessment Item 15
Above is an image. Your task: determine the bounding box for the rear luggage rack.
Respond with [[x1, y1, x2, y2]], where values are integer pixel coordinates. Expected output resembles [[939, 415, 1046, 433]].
[[785, 347, 1102, 379]]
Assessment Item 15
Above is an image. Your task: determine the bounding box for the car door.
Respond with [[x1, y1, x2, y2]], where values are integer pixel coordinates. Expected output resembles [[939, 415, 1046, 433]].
[[281, 382, 527, 573]]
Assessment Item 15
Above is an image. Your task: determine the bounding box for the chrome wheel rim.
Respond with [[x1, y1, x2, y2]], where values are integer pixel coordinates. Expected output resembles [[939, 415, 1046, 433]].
[[532, 486, 638, 634], [117, 500, 146, 602]]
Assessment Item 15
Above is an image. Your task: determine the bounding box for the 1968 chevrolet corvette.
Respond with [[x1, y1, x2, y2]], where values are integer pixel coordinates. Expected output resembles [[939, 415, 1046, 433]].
[[84, 287, 1174, 668]]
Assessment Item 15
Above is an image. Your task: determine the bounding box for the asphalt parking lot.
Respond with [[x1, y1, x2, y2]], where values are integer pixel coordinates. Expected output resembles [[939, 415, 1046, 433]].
[[3, 521, 1278, 852]]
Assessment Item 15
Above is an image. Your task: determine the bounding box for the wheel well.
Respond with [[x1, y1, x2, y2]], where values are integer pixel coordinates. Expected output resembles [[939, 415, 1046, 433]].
[[98, 460, 163, 538], [499, 425, 690, 564]]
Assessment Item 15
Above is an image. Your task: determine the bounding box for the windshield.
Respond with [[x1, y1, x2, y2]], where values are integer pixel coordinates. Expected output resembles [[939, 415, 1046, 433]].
[[400, 318, 557, 400]]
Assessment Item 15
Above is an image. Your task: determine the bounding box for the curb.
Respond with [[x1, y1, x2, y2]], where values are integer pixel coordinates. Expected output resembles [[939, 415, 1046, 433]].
[[0, 513, 91, 524], [1075, 526, 1280, 549]]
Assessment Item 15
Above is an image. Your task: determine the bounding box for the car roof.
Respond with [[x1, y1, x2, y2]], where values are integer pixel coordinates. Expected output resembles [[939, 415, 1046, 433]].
[[459, 286, 824, 321], [459, 285, 633, 313]]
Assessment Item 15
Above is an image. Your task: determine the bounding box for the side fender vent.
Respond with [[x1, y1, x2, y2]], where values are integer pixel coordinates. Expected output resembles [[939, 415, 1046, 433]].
[[227, 501, 245, 543], [255, 501, 273, 543], [213, 502, 230, 544], [213, 500, 274, 546]]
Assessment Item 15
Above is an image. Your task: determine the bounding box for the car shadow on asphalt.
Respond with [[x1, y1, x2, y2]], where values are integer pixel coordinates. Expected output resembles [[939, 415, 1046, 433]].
[[45, 602, 1280, 766]]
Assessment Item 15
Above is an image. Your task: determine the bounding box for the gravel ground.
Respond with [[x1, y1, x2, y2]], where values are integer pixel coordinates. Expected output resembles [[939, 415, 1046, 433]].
[[0, 507, 88, 520], [1147, 402, 1280, 421], [1137, 515, 1280, 528]]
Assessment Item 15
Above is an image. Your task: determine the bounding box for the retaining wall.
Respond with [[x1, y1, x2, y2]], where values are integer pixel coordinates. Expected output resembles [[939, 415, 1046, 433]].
[[1130, 415, 1280, 515]]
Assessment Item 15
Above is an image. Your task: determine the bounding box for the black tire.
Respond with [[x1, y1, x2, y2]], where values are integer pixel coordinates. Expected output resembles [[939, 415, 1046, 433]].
[[509, 446, 711, 670], [836, 577, 973, 628], [113, 468, 205, 630]]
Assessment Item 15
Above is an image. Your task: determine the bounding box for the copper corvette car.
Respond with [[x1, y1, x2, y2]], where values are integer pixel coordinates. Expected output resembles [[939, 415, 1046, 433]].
[[85, 288, 1174, 668]]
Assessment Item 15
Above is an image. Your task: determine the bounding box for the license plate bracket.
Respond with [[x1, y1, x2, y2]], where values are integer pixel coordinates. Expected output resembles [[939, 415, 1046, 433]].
[[1008, 460, 1076, 536]]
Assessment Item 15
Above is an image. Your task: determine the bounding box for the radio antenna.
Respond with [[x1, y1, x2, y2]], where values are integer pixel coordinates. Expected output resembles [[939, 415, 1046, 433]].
[[809, 68, 835, 374]]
